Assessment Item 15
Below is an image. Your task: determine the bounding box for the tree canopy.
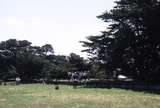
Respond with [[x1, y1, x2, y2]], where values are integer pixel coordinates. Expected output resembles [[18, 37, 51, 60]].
[[81, 0, 160, 82], [0, 39, 90, 83]]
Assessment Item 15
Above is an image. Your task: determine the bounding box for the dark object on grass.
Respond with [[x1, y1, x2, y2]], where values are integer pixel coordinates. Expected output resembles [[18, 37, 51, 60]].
[[55, 85, 59, 90]]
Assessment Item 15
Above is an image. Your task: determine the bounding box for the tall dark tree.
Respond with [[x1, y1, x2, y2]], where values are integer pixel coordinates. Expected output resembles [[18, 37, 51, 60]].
[[81, 0, 160, 81]]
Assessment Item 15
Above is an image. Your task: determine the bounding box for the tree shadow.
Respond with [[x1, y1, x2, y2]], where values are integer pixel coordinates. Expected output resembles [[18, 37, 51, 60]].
[[82, 80, 160, 95]]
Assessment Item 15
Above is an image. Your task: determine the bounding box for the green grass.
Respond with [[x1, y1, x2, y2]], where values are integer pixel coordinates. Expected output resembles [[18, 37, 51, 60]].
[[0, 84, 160, 108]]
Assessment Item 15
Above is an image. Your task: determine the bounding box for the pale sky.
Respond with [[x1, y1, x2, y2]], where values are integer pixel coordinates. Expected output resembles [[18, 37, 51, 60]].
[[0, 0, 115, 57]]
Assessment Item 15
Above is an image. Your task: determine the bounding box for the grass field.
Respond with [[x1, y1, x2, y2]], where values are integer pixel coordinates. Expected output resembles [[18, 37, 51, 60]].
[[0, 84, 160, 108]]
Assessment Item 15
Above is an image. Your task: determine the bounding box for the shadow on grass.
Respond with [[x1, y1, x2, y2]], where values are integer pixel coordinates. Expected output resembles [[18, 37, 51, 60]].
[[15, 79, 160, 94], [82, 81, 160, 95]]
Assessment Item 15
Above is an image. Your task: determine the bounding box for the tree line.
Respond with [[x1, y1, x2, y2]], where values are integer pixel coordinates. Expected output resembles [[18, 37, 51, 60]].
[[81, 0, 160, 82], [0, 39, 91, 83]]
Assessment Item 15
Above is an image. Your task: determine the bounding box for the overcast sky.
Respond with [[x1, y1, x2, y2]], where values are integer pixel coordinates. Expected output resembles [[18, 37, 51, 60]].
[[0, 0, 115, 57]]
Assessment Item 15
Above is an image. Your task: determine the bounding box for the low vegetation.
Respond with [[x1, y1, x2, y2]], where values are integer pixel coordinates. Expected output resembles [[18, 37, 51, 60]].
[[0, 84, 160, 108]]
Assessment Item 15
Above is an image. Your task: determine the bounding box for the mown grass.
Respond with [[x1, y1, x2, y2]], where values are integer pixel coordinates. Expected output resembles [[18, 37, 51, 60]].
[[0, 84, 160, 108]]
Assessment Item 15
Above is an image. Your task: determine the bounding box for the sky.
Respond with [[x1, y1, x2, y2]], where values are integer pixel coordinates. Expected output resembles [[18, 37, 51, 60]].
[[0, 0, 115, 57]]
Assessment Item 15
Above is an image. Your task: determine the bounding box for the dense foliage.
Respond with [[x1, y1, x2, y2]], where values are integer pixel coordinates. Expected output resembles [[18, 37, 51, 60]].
[[0, 39, 89, 82], [81, 0, 160, 82]]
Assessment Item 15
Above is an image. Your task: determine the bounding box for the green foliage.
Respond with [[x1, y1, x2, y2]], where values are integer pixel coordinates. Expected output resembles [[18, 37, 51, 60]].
[[0, 39, 59, 82], [68, 53, 90, 72], [0, 39, 90, 82], [81, 0, 160, 81]]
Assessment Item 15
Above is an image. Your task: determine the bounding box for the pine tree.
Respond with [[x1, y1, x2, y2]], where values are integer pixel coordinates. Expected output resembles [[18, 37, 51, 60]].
[[81, 0, 160, 81]]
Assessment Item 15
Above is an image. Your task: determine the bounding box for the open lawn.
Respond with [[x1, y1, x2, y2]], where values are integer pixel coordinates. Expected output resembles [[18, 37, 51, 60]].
[[0, 84, 160, 108]]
